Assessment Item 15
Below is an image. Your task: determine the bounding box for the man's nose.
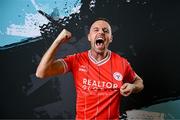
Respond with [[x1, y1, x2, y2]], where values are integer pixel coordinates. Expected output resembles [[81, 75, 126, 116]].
[[99, 29, 105, 34]]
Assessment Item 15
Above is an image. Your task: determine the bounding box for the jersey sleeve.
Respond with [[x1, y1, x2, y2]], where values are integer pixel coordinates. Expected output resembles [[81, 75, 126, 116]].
[[59, 54, 76, 73], [123, 59, 136, 83]]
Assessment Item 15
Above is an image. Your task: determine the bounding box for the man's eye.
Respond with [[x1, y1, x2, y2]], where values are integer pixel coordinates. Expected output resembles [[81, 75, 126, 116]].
[[103, 29, 109, 33], [104, 30, 109, 33]]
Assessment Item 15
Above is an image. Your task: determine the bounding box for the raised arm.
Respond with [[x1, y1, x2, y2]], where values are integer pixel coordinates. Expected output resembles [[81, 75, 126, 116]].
[[36, 29, 72, 79]]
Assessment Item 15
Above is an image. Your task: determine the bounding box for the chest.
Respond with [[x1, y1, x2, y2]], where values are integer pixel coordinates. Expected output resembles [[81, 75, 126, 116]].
[[73, 57, 126, 90]]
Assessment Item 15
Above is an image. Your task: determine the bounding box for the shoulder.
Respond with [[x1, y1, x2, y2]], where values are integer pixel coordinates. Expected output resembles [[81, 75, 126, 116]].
[[111, 51, 131, 66], [111, 51, 126, 61]]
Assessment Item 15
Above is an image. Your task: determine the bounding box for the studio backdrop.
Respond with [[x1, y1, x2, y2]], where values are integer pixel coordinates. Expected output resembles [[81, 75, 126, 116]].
[[0, 0, 180, 119]]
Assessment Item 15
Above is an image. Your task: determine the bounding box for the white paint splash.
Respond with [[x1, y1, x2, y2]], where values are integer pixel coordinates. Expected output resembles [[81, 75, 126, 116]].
[[71, 3, 82, 14], [6, 13, 49, 37], [6, 0, 82, 38], [31, 0, 53, 14], [89, 0, 96, 11]]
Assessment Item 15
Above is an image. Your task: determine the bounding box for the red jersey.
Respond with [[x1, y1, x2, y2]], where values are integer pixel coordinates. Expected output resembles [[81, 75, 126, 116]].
[[60, 50, 136, 120]]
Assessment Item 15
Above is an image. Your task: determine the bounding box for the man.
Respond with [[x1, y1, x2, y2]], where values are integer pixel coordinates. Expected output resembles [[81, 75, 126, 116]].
[[36, 18, 144, 120]]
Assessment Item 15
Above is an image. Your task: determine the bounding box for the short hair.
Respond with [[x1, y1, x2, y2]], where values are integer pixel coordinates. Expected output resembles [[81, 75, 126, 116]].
[[88, 17, 112, 30]]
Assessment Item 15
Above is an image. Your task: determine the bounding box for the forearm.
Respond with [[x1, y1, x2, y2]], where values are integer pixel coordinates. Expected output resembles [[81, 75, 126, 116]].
[[36, 29, 72, 78], [36, 39, 63, 78], [132, 75, 144, 93], [40, 39, 63, 66]]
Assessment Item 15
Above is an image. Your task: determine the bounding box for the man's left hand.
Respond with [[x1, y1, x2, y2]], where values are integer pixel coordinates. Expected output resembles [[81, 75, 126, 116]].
[[120, 83, 135, 97]]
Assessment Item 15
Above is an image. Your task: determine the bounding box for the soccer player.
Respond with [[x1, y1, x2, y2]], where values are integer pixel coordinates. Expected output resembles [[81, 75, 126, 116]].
[[36, 18, 144, 120]]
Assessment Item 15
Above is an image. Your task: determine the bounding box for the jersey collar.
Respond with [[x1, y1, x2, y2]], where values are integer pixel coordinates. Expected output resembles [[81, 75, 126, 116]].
[[88, 50, 111, 66]]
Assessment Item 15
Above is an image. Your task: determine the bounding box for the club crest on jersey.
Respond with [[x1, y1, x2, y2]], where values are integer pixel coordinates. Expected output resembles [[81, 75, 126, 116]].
[[113, 72, 123, 81]]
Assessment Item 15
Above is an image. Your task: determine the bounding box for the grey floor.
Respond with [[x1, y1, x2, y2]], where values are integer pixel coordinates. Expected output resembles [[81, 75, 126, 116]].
[[126, 99, 180, 119]]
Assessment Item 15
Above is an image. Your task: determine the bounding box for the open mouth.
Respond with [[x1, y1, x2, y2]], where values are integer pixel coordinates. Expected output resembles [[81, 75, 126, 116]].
[[96, 38, 104, 47]]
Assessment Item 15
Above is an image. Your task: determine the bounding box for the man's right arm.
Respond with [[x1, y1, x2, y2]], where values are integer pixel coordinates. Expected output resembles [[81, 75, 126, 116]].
[[36, 29, 72, 79]]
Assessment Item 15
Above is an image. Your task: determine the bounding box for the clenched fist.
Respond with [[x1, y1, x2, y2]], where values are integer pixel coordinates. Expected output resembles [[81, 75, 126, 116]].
[[120, 83, 135, 97], [55, 29, 72, 44]]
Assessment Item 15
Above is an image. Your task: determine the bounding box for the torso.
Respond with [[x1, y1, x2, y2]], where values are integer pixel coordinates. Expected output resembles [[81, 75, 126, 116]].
[[71, 50, 127, 120]]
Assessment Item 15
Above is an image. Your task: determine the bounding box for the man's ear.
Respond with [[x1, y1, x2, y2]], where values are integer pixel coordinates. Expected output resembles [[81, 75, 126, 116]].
[[88, 33, 91, 42], [109, 35, 113, 43]]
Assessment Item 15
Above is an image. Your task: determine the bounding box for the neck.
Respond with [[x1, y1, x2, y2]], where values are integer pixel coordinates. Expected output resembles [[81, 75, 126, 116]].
[[90, 49, 109, 62]]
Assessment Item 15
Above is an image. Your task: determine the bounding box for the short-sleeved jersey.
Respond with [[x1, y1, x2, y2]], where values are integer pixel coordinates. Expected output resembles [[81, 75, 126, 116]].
[[60, 50, 136, 120]]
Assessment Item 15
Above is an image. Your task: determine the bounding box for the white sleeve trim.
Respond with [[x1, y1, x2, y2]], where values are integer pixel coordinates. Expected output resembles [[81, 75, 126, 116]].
[[58, 59, 69, 74]]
